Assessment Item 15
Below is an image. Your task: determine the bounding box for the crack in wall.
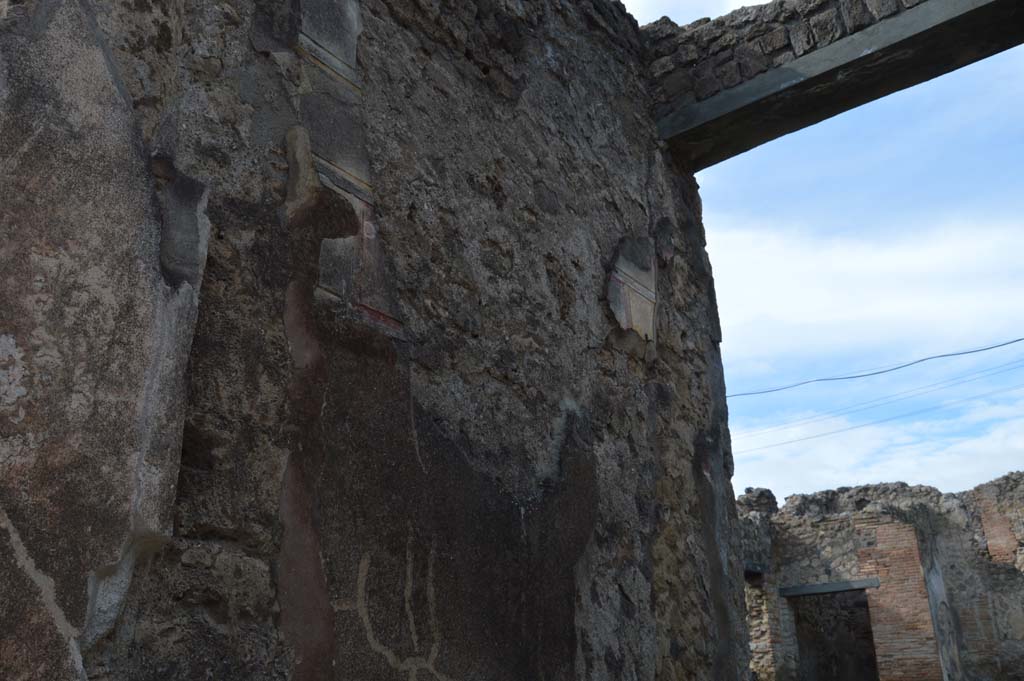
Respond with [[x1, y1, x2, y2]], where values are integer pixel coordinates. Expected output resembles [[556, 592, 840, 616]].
[[0, 503, 86, 680], [356, 531, 453, 681]]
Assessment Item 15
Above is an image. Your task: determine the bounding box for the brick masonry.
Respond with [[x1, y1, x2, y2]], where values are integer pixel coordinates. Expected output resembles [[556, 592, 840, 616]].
[[856, 519, 943, 681]]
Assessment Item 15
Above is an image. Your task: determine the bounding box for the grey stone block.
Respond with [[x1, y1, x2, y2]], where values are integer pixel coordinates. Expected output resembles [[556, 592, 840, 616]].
[[656, 0, 1024, 170], [0, 1, 207, 674], [809, 8, 846, 46], [789, 21, 815, 56], [759, 26, 790, 54], [692, 60, 722, 100], [735, 42, 770, 79], [716, 60, 742, 89], [839, 0, 875, 31]]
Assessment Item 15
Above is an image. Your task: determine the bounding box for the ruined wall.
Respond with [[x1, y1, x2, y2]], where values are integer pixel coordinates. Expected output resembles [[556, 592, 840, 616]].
[[1, 1, 748, 680], [738, 490, 781, 680], [739, 474, 1024, 681], [738, 491, 944, 681]]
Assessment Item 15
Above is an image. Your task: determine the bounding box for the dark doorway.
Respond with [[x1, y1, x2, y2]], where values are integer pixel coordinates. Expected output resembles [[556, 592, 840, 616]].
[[791, 589, 881, 681]]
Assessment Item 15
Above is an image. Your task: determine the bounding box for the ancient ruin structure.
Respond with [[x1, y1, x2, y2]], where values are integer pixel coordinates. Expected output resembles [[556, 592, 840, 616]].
[[1, 0, 1021, 679], [738, 474, 1024, 681]]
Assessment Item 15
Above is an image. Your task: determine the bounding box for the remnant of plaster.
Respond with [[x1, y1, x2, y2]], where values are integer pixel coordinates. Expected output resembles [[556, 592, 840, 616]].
[[284, 281, 324, 370], [283, 126, 321, 222], [281, 125, 328, 371], [0, 504, 86, 680], [0, 334, 27, 408], [356, 534, 453, 681], [606, 236, 657, 343]]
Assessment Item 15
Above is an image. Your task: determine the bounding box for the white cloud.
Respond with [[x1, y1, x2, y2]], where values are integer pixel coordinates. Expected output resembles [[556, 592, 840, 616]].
[[679, 40, 1024, 501], [705, 219, 1024, 382], [709, 217, 1024, 499]]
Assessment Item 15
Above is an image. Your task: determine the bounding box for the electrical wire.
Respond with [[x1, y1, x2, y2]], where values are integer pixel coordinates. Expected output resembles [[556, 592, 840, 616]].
[[733, 355, 1024, 439], [726, 336, 1024, 398], [733, 381, 1024, 454]]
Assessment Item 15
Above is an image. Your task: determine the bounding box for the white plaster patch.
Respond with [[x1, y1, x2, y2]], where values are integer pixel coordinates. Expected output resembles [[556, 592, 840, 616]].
[[0, 334, 28, 408]]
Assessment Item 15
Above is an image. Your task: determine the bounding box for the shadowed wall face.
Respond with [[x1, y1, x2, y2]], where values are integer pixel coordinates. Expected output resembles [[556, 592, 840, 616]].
[[792, 590, 880, 681]]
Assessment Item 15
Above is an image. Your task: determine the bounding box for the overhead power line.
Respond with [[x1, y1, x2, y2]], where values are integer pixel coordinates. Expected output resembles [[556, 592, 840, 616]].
[[733, 355, 1024, 439], [733, 381, 1024, 454], [726, 336, 1024, 399]]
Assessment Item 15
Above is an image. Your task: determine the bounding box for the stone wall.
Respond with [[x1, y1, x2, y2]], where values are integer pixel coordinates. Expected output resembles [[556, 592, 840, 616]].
[[643, 0, 927, 120], [738, 474, 1024, 681], [1, 1, 748, 680]]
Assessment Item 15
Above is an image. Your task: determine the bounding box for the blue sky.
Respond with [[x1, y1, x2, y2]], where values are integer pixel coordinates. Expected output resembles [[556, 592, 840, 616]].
[[623, 1, 1024, 499]]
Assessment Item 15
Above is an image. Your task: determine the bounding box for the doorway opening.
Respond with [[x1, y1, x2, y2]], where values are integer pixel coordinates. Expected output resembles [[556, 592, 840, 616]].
[[790, 589, 880, 681]]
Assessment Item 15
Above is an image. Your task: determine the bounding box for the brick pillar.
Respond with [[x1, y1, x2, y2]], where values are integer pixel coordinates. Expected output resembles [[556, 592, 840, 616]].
[[856, 519, 944, 681]]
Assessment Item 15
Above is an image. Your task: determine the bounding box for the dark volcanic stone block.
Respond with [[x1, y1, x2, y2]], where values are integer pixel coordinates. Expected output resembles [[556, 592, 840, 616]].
[[809, 8, 846, 46], [839, 0, 876, 31], [759, 26, 791, 54], [789, 21, 816, 56]]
